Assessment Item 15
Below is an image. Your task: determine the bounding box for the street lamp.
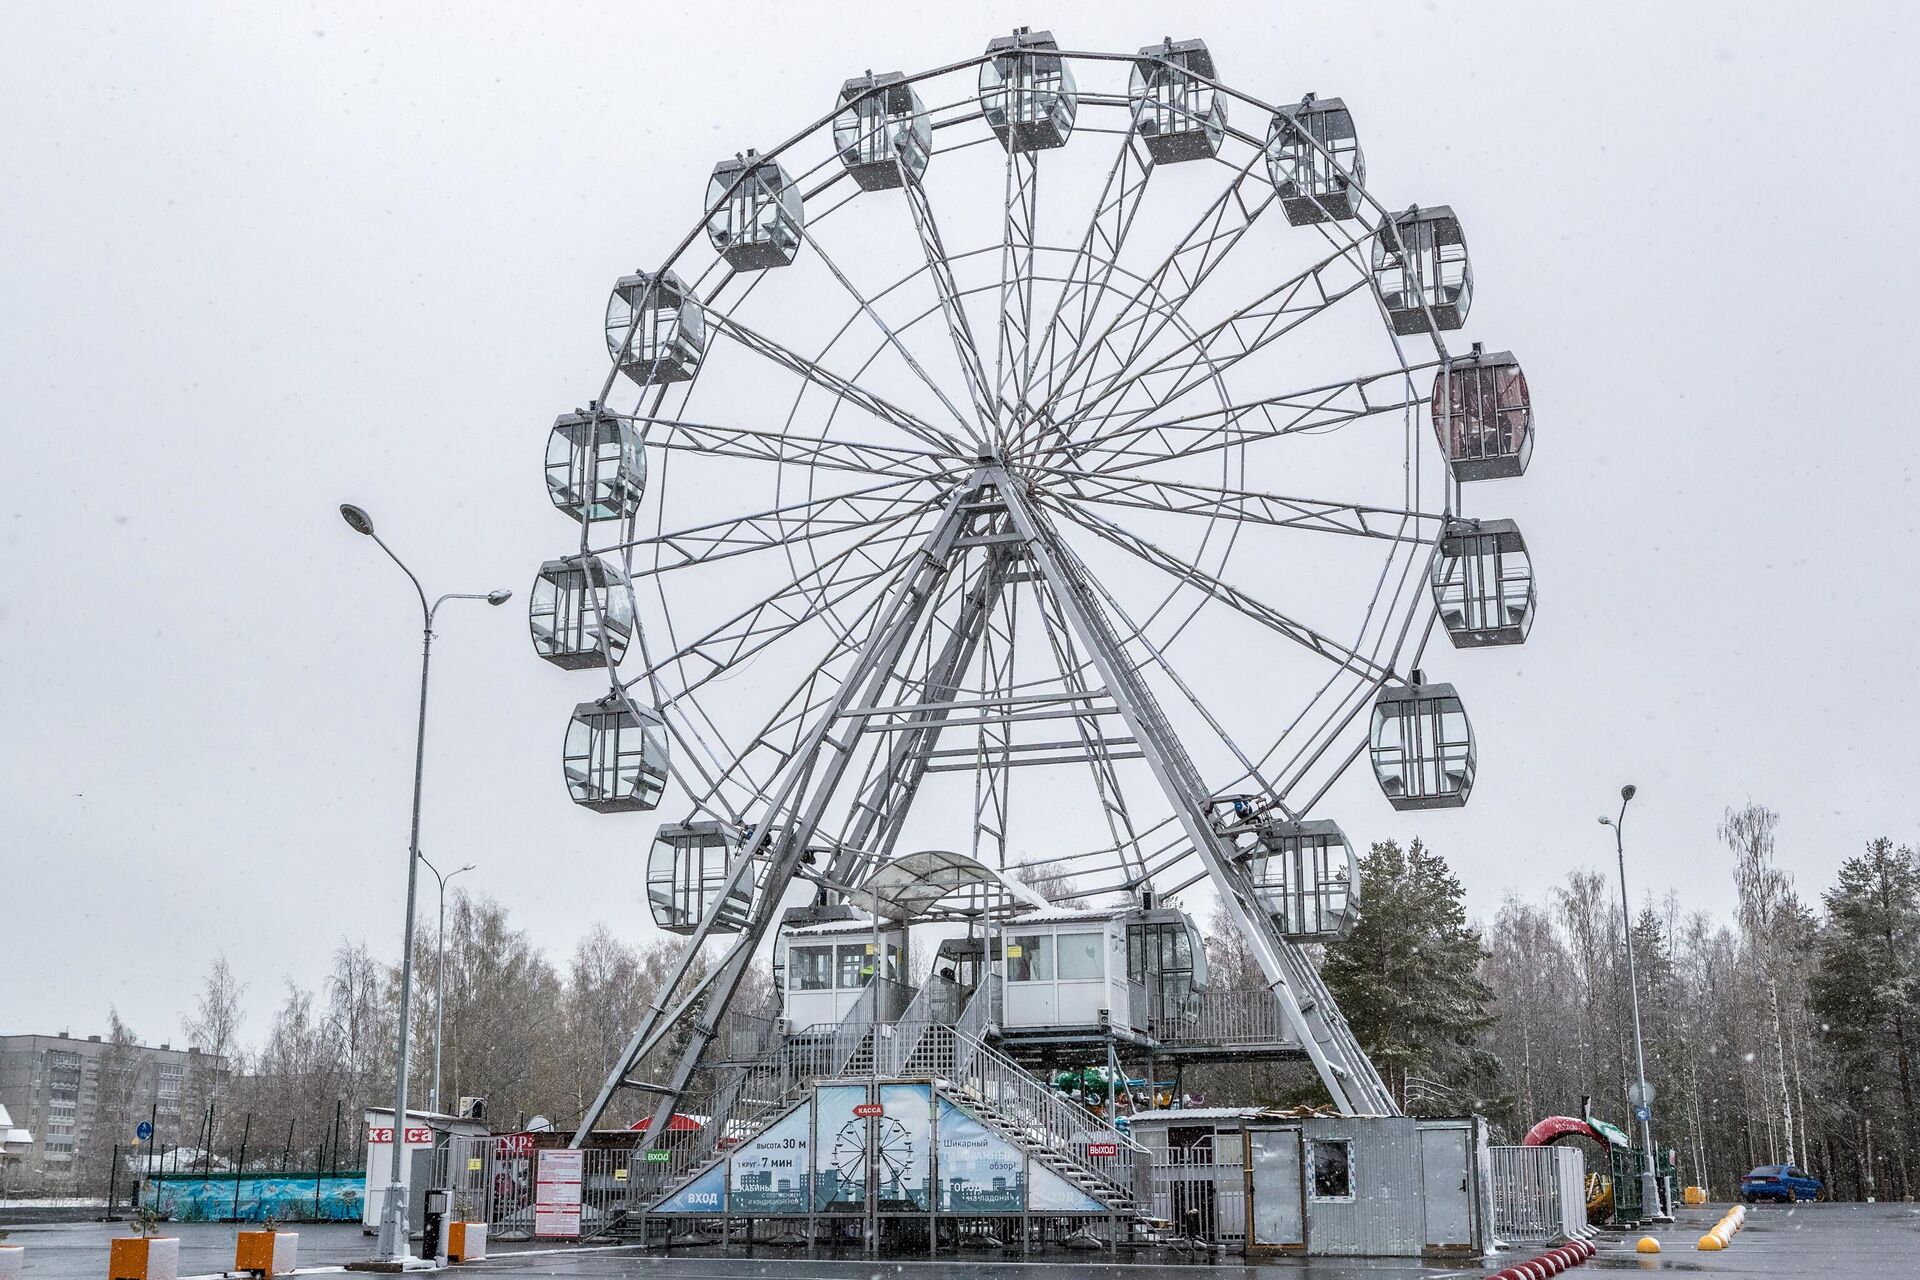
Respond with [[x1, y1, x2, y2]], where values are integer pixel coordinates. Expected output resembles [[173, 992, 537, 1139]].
[[1598, 783, 1669, 1223], [340, 503, 509, 1262], [418, 855, 475, 1116]]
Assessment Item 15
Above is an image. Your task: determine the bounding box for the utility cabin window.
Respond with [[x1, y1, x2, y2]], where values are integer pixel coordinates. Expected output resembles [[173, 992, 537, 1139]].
[[792, 945, 834, 992], [1310, 1138, 1354, 1200], [1006, 933, 1053, 981], [1056, 931, 1104, 980]]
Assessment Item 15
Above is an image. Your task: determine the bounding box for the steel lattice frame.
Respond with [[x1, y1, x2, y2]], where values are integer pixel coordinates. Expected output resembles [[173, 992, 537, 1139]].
[[541, 37, 1517, 1143]]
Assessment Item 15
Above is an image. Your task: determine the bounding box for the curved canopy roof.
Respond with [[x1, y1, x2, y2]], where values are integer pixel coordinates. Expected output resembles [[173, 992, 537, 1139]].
[[846, 849, 1045, 923]]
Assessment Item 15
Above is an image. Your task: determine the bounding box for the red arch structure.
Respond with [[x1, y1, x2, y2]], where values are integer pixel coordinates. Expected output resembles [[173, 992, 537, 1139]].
[[1522, 1115, 1606, 1147]]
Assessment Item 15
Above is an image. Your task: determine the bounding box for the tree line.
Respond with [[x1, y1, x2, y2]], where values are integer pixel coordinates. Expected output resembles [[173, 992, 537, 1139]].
[[58, 801, 1918, 1204], [1240, 803, 1918, 1201]]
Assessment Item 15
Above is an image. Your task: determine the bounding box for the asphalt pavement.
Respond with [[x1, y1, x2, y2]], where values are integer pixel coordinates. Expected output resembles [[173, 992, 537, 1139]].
[[4, 1202, 1917, 1280]]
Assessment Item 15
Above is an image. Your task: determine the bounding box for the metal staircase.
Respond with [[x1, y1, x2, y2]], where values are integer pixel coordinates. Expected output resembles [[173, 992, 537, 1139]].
[[639, 975, 1152, 1222]]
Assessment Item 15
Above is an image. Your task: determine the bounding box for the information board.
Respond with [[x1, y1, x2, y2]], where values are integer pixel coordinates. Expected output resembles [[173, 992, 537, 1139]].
[[534, 1148, 584, 1239]]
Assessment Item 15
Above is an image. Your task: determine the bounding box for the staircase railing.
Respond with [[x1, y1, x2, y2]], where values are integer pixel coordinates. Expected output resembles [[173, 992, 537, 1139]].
[[878, 973, 960, 1075], [912, 1022, 1150, 1206]]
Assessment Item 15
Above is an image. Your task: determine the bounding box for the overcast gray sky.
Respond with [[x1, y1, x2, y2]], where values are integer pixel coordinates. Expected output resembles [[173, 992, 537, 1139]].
[[4, 1, 1918, 1043]]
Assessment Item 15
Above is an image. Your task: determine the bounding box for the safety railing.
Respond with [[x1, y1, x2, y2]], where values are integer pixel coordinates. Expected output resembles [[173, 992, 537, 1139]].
[[913, 1022, 1149, 1206], [1490, 1144, 1588, 1242], [1150, 988, 1302, 1049], [878, 973, 960, 1075]]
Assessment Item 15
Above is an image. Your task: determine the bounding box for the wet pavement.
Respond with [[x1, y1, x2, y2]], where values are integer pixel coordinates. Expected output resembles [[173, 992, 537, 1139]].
[[3, 1202, 1915, 1280]]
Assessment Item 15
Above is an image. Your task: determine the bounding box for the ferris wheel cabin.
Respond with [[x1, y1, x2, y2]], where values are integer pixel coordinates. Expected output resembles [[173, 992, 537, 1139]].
[[1248, 819, 1360, 941], [647, 820, 755, 935], [1369, 677, 1476, 810], [1372, 205, 1472, 335], [1432, 344, 1534, 480], [832, 72, 932, 191], [980, 29, 1077, 153], [1432, 518, 1535, 648], [705, 151, 803, 270], [1267, 94, 1365, 224], [983, 904, 1209, 1041], [605, 269, 705, 385], [562, 695, 669, 813], [544, 405, 645, 523], [777, 915, 908, 1030], [529, 556, 634, 670], [1130, 39, 1226, 164]]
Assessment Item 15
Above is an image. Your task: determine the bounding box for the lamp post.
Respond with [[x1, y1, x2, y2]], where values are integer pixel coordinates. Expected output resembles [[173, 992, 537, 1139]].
[[1599, 784, 1669, 1223], [418, 855, 475, 1116], [340, 503, 509, 1261]]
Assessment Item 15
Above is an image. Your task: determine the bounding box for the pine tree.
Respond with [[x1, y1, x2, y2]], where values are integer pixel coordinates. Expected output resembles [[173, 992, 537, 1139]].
[[1810, 838, 1920, 1198], [1321, 838, 1500, 1114]]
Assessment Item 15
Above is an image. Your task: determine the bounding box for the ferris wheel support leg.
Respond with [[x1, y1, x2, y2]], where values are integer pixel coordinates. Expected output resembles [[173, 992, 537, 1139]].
[[994, 469, 1398, 1117], [574, 480, 987, 1148]]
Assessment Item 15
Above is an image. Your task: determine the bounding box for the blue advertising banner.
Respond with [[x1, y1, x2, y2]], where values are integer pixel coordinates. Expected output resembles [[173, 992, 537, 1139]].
[[934, 1097, 1023, 1213], [877, 1083, 931, 1211], [729, 1098, 811, 1214], [145, 1174, 365, 1222], [814, 1085, 867, 1212], [1026, 1160, 1107, 1213], [651, 1160, 725, 1214]]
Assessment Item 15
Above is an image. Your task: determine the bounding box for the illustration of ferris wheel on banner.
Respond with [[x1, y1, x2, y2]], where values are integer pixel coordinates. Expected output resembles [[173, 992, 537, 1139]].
[[527, 29, 1538, 1128]]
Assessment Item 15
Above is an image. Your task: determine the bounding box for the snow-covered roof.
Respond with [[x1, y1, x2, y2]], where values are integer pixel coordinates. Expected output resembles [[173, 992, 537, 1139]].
[[0, 1102, 31, 1149], [1004, 904, 1120, 925], [1126, 1107, 1267, 1124], [783, 915, 905, 938]]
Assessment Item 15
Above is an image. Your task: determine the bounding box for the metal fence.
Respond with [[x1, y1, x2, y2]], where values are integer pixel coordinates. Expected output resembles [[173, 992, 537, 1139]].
[[1489, 1145, 1589, 1243], [1148, 1146, 1246, 1245]]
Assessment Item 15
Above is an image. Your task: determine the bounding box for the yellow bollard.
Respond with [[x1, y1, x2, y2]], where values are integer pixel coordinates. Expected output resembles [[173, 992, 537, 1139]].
[[1697, 1233, 1725, 1251], [1636, 1236, 1661, 1254]]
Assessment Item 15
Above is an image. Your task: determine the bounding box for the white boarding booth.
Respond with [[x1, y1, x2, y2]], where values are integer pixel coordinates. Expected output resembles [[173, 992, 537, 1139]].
[[999, 907, 1142, 1033], [778, 916, 906, 1030]]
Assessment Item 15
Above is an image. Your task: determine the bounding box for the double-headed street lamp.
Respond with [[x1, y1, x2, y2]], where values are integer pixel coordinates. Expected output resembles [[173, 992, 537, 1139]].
[[418, 854, 475, 1116], [340, 503, 509, 1262], [1599, 783, 1670, 1223]]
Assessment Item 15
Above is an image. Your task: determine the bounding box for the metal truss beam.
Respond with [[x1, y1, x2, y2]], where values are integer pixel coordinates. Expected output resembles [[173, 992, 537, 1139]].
[[1043, 497, 1394, 682], [575, 479, 985, 1145], [626, 416, 957, 482], [993, 470, 1397, 1117]]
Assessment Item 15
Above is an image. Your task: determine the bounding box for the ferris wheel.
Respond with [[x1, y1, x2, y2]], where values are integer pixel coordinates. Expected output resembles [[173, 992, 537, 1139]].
[[529, 30, 1538, 1132]]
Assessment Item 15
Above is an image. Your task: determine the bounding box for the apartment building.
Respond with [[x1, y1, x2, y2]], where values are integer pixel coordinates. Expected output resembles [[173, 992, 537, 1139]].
[[0, 1032, 225, 1191]]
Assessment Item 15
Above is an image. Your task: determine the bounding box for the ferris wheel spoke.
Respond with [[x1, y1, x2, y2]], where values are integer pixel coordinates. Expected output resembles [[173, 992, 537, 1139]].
[[687, 579, 913, 818], [1013, 127, 1155, 453], [1064, 363, 1430, 477], [796, 231, 984, 438], [1043, 496, 1393, 682], [1030, 570, 1149, 884], [626, 415, 957, 482], [900, 170, 999, 437], [1034, 148, 1274, 430], [1043, 470, 1443, 543], [1048, 234, 1378, 467], [702, 304, 973, 456], [992, 148, 1041, 445], [631, 505, 933, 701], [605, 474, 946, 576]]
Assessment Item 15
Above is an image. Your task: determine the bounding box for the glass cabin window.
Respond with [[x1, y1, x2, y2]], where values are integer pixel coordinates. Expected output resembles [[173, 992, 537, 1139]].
[[545, 406, 645, 523], [1006, 933, 1053, 981], [1267, 96, 1364, 224], [792, 945, 834, 992], [1371, 206, 1472, 336], [563, 698, 669, 813], [1056, 931, 1104, 980], [833, 73, 932, 191], [1370, 679, 1476, 809]]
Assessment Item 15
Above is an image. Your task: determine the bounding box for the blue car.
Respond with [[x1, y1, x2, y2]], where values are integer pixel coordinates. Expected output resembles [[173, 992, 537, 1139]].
[[1740, 1164, 1823, 1203]]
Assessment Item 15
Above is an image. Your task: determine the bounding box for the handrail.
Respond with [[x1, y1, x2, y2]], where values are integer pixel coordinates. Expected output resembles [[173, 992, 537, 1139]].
[[880, 973, 957, 1075]]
